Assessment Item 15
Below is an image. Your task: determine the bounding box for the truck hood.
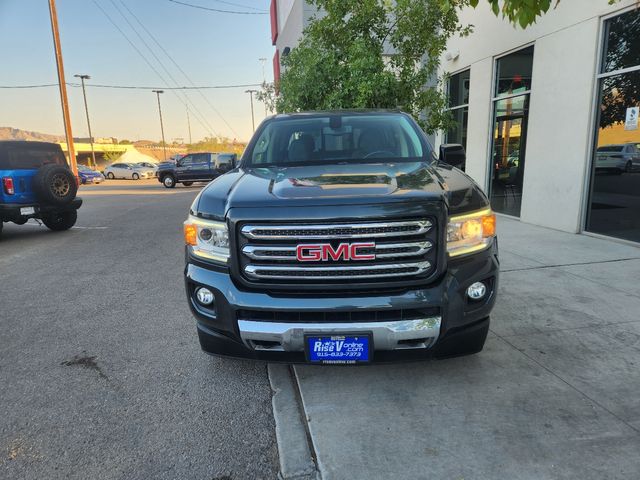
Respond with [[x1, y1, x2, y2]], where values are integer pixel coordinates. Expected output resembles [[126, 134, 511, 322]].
[[195, 162, 489, 219]]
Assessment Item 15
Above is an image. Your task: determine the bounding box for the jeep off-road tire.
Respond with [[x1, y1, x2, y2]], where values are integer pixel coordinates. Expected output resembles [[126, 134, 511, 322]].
[[33, 164, 77, 206], [42, 210, 77, 231], [162, 175, 176, 188]]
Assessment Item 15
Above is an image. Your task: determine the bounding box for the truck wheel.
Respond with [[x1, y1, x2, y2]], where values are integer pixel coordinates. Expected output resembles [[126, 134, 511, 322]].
[[162, 175, 176, 188], [107, 172, 115, 179], [33, 164, 77, 206], [42, 210, 77, 231], [182, 182, 194, 186]]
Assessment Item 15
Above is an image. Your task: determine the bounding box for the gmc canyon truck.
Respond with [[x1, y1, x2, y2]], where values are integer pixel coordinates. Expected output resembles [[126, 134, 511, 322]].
[[184, 111, 499, 364]]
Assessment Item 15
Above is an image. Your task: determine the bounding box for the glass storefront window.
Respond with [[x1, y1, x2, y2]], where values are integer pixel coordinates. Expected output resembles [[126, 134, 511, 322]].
[[489, 47, 534, 217], [602, 10, 640, 74], [586, 9, 640, 243], [494, 46, 534, 98], [587, 70, 640, 242], [446, 70, 470, 169]]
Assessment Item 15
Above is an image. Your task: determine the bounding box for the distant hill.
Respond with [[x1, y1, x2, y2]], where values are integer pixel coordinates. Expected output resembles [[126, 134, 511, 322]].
[[0, 127, 64, 143]]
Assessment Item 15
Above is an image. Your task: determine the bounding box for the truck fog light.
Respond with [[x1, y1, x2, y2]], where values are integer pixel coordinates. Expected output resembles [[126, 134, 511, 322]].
[[467, 282, 487, 300], [195, 287, 215, 306], [199, 228, 213, 242]]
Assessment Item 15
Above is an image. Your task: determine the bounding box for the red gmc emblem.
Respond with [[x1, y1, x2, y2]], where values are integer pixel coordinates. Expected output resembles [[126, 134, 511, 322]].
[[296, 243, 376, 262]]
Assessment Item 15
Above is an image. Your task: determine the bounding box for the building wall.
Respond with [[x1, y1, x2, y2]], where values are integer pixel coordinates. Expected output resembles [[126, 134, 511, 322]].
[[439, 0, 637, 233]]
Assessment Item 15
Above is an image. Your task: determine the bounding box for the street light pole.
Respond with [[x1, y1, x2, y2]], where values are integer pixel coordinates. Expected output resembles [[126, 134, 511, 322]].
[[152, 90, 167, 161], [245, 89, 258, 133], [48, 0, 77, 175], [75, 74, 96, 169]]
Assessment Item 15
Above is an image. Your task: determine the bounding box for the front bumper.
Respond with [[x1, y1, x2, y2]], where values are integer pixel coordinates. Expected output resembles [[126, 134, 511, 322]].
[[185, 239, 499, 363]]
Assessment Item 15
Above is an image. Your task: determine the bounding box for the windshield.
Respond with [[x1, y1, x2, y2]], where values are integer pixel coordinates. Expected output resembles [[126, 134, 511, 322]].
[[246, 114, 430, 167]]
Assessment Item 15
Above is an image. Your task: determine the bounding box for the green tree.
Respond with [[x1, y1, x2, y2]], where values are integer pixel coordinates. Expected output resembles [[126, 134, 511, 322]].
[[277, 0, 469, 133], [475, 0, 622, 29]]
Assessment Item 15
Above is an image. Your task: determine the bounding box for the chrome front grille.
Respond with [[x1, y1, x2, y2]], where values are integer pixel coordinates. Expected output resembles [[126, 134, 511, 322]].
[[237, 219, 437, 284], [241, 220, 432, 240]]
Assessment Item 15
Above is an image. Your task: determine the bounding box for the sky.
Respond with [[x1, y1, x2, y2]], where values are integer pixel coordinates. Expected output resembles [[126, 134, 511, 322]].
[[0, 0, 274, 143]]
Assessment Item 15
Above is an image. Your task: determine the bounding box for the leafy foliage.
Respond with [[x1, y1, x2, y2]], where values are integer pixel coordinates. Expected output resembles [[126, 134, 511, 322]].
[[277, 0, 469, 133]]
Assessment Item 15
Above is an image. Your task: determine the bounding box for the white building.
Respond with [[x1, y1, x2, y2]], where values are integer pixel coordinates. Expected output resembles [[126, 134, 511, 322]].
[[270, 0, 640, 245]]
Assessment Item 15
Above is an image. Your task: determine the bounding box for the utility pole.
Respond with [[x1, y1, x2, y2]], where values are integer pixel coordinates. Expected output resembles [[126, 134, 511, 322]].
[[186, 107, 192, 145], [48, 0, 77, 175], [74, 74, 96, 169], [152, 90, 167, 161], [245, 89, 258, 133]]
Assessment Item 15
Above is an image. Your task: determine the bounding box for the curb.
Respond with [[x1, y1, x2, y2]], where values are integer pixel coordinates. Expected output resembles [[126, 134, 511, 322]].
[[268, 364, 318, 480]]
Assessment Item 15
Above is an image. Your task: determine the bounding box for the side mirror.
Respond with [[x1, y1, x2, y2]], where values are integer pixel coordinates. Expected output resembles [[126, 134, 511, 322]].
[[176, 160, 182, 167], [439, 144, 466, 169]]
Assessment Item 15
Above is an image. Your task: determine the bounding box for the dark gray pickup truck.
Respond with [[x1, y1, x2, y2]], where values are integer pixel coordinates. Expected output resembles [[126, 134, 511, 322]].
[[158, 152, 237, 188], [183, 110, 499, 364]]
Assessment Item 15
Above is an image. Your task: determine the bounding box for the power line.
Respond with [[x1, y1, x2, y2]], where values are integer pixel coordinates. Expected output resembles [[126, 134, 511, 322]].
[[108, 0, 220, 138], [92, 0, 218, 139], [167, 0, 268, 14], [120, 0, 240, 138], [208, 0, 267, 12], [0, 82, 262, 90]]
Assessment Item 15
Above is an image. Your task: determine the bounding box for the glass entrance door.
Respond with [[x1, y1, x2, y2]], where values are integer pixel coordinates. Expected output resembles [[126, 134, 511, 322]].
[[489, 46, 534, 217], [491, 95, 529, 216]]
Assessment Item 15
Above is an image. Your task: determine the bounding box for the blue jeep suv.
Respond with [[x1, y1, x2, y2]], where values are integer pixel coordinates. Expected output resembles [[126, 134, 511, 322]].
[[0, 141, 82, 237]]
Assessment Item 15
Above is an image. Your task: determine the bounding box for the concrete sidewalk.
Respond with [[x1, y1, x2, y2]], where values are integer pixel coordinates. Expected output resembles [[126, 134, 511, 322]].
[[273, 217, 640, 480]]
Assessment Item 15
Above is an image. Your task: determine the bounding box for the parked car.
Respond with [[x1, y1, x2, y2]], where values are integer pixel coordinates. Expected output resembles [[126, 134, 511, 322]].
[[104, 162, 154, 180], [133, 162, 158, 177], [0, 141, 82, 237], [157, 152, 236, 188], [596, 143, 640, 173], [183, 110, 498, 364], [77, 164, 104, 184]]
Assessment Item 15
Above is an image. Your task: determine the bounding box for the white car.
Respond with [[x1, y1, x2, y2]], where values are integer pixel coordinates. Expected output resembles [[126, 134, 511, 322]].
[[134, 162, 158, 177], [104, 162, 154, 180], [595, 144, 640, 174]]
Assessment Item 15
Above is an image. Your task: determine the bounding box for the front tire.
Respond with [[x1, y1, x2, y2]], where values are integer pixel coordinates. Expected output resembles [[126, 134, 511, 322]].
[[132, 172, 140, 180], [162, 175, 176, 188], [625, 161, 633, 173], [42, 210, 77, 231], [107, 172, 115, 179]]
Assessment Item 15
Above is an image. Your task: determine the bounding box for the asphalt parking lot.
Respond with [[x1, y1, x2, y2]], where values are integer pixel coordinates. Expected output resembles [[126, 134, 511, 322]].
[[2, 179, 640, 480], [0, 180, 279, 480]]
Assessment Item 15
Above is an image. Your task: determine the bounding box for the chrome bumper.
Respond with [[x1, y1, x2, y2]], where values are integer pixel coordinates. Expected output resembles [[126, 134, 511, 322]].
[[238, 317, 441, 352]]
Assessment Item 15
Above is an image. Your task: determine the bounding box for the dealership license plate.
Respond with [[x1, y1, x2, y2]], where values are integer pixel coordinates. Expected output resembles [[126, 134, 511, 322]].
[[20, 207, 35, 215], [306, 334, 371, 364]]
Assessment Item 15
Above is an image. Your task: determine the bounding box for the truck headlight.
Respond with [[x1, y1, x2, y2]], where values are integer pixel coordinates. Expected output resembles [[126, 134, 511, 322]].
[[184, 216, 229, 263], [447, 208, 496, 257]]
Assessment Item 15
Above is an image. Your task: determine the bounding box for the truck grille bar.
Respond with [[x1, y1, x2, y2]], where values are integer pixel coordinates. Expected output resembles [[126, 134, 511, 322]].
[[238, 219, 437, 284], [244, 261, 431, 280], [241, 220, 432, 240], [242, 241, 433, 261]]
